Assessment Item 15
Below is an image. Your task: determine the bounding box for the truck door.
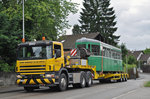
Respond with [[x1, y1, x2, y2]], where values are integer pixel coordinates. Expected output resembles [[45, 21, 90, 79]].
[[53, 44, 64, 71]]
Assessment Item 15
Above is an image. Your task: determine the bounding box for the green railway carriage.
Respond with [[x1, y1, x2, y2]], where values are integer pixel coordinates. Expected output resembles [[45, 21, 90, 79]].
[[75, 37, 123, 73]]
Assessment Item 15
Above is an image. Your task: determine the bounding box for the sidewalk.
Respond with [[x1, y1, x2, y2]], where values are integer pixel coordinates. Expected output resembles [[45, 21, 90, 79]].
[[0, 85, 23, 93]]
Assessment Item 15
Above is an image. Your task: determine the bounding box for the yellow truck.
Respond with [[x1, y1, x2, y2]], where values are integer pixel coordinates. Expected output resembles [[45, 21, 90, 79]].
[[16, 38, 128, 92]]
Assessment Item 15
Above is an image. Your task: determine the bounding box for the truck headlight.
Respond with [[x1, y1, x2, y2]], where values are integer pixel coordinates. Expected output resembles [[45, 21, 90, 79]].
[[16, 75, 22, 78], [45, 74, 55, 78]]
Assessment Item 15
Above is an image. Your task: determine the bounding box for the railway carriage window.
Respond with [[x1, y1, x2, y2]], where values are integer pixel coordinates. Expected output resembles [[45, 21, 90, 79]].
[[112, 51, 114, 59], [106, 49, 108, 57], [107, 49, 109, 57], [117, 53, 119, 59], [88, 44, 91, 51], [118, 53, 120, 59], [109, 49, 111, 58], [120, 54, 122, 59], [115, 53, 117, 59], [103, 47, 106, 56], [77, 44, 86, 49], [92, 45, 100, 55]]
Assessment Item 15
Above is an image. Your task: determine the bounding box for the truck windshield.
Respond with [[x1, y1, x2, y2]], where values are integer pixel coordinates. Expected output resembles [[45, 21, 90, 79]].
[[18, 45, 52, 60]]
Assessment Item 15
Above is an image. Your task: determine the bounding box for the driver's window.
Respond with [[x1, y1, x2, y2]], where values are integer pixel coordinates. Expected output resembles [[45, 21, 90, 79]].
[[54, 44, 61, 58]]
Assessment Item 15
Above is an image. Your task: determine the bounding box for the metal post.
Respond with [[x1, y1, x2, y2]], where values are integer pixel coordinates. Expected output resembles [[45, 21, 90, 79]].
[[23, 0, 25, 57], [126, 55, 127, 73], [22, 0, 25, 42]]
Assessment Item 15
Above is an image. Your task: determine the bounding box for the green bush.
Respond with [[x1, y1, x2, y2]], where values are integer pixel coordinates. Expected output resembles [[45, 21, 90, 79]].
[[0, 60, 14, 72]]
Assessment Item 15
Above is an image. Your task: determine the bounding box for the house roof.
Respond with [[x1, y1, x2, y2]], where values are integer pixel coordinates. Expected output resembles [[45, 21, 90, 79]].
[[128, 50, 143, 60], [132, 51, 143, 59], [139, 54, 150, 61], [58, 33, 102, 50]]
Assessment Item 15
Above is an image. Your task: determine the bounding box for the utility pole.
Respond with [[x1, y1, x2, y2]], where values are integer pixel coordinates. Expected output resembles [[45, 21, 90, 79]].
[[126, 55, 127, 73], [22, 0, 25, 42]]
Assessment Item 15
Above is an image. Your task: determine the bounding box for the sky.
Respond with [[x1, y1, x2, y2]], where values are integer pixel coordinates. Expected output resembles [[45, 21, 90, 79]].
[[66, 0, 150, 50]]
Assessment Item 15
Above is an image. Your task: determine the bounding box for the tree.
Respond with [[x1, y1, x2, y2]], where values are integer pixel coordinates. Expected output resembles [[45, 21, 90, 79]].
[[72, 24, 81, 35], [1, 0, 77, 41], [79, 0, 119, 45], [0, 13, 21, 70], [128, 55, 137, 64], [144, 48, 150, 54], [121, 43, 128, 62], [0, 0, 77, 72]]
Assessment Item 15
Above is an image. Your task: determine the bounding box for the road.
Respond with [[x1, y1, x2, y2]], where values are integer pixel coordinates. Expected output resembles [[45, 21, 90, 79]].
[[0, 73, 150, 99]]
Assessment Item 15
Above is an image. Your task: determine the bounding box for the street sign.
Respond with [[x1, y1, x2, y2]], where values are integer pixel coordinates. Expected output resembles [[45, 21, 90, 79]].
[[70, 49, 77, 56]]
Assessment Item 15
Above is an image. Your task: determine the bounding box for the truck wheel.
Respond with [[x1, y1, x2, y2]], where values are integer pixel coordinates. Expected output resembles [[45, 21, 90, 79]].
[[58, 73, 67, 91], [79, 71, 86, 88], [118, 75, 123, 82], [24, 87, 34, 92], [99, 79, 105, 83], [86, 71, 93, 87]]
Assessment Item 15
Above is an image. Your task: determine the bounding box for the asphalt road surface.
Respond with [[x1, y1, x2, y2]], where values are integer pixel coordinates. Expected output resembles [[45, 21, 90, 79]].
[[0, 73, 150, 99]]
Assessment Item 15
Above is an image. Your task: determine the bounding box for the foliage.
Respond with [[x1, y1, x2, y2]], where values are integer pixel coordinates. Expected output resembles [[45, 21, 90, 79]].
[[72, 24, 81, 35], [144, 81, 150, 87], [143, 48, 150, 54], [1, 0, 77, 41], [127, 55, 137, 64], [121, 43, 128, 62], [0, 0, 77, 72], [75, 0, 119, 45], [0, 12, 21, 66], [0, 60, 12, 72]]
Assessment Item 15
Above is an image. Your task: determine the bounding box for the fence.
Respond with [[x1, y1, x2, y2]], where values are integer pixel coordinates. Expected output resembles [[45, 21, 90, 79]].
[[141, 65, 150, 73]]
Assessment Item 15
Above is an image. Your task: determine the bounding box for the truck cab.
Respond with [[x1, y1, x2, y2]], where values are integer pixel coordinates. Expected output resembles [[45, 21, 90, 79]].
[[16, 40, 68, 91]]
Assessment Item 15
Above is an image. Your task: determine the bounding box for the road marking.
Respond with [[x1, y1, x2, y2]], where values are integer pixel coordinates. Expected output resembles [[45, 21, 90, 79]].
[[112, 89, 137, 99]]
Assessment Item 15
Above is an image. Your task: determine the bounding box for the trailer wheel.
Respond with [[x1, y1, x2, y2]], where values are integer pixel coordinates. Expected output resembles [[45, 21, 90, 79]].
[[24, 87, 34, 92], [86, 71, 93, 87], [123, 75, 126, 82], [118, 75, 123, 82], [58, 73, 68, 91], [125, 75, 127, 81]]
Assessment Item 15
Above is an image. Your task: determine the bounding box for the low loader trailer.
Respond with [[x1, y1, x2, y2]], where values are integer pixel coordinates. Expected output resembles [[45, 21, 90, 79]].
[[16, 38, 128, 91]]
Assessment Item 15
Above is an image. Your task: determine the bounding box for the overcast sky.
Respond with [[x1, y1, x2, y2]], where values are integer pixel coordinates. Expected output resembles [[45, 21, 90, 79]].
[[66, 0, 150, 50]]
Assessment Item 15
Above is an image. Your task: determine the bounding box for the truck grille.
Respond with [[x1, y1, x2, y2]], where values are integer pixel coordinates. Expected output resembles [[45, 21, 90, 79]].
[[19, 65, 46, 72]]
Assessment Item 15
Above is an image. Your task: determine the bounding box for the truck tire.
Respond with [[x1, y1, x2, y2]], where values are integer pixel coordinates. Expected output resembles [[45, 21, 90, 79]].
[[118, 75, 123, 82], [73, 71, 86, 88], [99, 79, 105, 83], [80, 71, 86, 88], [58, 73, 68, 91], [24, 87, 34, 92], [86, 71, 93, 87]]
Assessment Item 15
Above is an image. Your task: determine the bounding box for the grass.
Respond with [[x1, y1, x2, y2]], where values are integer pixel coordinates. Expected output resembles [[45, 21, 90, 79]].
[[144, 81, 150, 87]]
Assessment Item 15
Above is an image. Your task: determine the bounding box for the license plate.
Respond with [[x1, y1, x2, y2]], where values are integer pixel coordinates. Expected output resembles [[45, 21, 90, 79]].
[[20, 80, 25, 82]]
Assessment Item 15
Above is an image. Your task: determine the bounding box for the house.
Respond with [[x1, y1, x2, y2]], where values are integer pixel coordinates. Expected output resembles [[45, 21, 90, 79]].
[[139, 54, 150, 65], [58, 33, 103, 51], [128, 50, 150, 65], [129, 50, 143, 61]]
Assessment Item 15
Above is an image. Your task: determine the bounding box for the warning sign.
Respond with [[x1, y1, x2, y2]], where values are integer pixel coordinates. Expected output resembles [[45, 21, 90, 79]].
[[70, 49, 77, 56]]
